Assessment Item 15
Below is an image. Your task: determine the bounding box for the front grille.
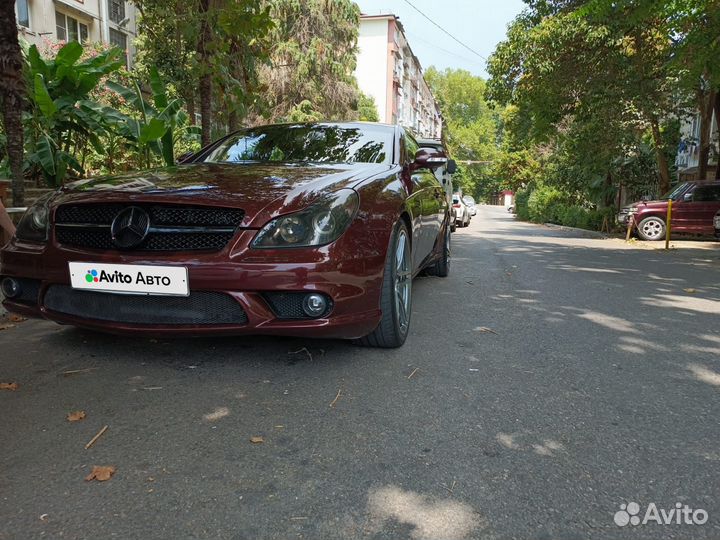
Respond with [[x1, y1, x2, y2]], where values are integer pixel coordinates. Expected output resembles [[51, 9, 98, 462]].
[[263, 292, 332, 319], [54, 204, 244, 252], [44, 285, 247, 325]]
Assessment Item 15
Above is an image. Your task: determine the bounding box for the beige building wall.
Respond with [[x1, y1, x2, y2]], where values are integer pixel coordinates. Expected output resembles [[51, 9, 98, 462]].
[[356, 14, 442, 139], [15, 0, 137, 67]]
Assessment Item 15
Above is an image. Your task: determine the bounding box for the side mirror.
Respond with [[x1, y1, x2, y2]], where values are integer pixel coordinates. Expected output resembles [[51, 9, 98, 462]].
[[683, 192, 693, 202], [446, 159, 457, 175], [413, 149, 447, 169]]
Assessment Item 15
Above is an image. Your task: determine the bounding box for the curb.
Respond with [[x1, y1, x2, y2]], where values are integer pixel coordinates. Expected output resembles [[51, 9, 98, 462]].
[[542, 222, 610, 239]]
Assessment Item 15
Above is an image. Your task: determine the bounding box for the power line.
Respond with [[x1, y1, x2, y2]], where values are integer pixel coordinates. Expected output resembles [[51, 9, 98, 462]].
[[400, 0, 488, 62], [405, 31, 486, 68]]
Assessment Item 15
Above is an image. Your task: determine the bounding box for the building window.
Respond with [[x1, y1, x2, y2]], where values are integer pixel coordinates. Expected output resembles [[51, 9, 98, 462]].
[[109, 28, 128, 65], [56, 11, 88, 43], [16, 0, 30, 28], [108, 0, 126, 24]]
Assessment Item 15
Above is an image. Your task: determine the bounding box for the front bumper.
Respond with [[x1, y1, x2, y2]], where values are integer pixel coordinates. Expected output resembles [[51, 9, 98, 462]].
[[0, 228, 388, 339]]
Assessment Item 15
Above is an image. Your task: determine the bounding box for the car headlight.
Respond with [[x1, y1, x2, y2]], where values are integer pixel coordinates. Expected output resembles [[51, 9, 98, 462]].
[[252, 189, 359, 248], [628, 206, 638, 214], [15, 192, 54, 243]]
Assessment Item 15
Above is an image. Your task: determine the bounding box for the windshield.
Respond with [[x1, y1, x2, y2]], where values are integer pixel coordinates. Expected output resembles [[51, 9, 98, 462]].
[[659, 182, 690, 201], [203, 124, 394, 165]]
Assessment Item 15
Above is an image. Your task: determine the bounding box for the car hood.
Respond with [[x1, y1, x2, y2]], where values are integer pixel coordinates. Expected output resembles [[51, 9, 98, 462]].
[[57, 162, 393, 228], [623, 199, 668, 210]]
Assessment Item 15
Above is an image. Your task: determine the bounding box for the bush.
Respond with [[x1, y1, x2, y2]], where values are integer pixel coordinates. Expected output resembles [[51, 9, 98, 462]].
[[515, 184, 617, 231], [514, 185, 533, 220], [527, 185, 565, 223]]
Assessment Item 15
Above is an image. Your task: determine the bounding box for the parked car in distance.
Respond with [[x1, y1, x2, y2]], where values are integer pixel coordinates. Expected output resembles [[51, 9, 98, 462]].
[[617, 181, 720, 240], [714, 209, 720, 239], [462, 195, 477, 216], [418, 138, 458, 232], [452, 193, 470, 227], [0, 122, 453, 348]]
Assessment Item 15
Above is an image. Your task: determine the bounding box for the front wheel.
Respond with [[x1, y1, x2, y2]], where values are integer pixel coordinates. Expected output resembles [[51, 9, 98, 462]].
[[354, 220, 412, 348], [637, 216, 666, 241]]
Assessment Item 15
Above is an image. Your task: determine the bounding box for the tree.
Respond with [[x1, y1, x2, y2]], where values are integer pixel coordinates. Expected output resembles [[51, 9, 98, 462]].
[[358, 92, 379, 122], [488, 4, 677, 196], [425, 67, 500, 199], [259, 0, 361, 122], [134, 0, 272, 142], [0, 3, 26, 206]]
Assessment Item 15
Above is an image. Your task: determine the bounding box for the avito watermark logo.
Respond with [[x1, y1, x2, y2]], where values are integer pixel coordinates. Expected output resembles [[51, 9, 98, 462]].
[[614, 501, 708, 527]]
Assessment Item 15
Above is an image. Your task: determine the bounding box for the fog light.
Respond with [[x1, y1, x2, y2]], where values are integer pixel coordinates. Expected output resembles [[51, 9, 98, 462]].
[[1, 277, 21, 299], [302, 293, 328, 317]]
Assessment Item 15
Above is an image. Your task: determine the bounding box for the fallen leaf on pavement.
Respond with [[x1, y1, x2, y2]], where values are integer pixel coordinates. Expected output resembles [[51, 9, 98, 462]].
[[8, 314, 26, 323], [66, 410, 86, 422], [85, 465, 116, 482], [0, 323, 16, 331], [475, 326, 499, 335], [250, 436, 264, 444], [0, 382, 19, 391], [683, 288, 697, 294]]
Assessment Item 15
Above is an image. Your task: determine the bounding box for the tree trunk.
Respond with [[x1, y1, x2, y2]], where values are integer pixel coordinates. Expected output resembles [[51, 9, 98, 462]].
[[0, 2, 26, 207], [697, 86, 716, 181], [197, 0, 213, 146], [228, 110, 239, 133], [650, 118, 671, 196], [715, 89, 720, 180], [186, 92, 196, 125]]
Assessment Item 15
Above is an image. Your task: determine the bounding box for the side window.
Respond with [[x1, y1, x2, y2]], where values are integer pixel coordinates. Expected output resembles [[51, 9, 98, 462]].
[[693, 186, 720, 202]]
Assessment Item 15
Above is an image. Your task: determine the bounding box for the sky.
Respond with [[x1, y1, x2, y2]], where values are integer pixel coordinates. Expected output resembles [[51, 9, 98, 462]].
[[355, 0, 526, 79]]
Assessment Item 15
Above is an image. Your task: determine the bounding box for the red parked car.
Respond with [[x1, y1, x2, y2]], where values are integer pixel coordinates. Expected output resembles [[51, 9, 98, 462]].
[[617, 181, 720, 240], [0, 123, 451, 347]]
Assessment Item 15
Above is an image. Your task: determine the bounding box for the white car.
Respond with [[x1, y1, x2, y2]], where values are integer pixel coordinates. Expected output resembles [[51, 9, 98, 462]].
[[452, 194, 470, 227], [463, 195, 477, 216]]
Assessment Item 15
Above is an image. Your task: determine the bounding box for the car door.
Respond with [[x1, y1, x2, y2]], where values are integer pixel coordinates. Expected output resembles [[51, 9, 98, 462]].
[[685, 185, 720, 233], [404, 134, 440, 269]]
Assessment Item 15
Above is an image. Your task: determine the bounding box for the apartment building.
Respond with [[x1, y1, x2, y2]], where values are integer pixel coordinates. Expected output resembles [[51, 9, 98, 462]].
[[14, 0, 137, 67], [676, 110, 719, 181], [355, 14, 442, 139]]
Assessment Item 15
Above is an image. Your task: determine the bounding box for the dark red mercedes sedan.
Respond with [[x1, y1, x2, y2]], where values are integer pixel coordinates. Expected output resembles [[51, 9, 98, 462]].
[[1, 123, 451, 347]]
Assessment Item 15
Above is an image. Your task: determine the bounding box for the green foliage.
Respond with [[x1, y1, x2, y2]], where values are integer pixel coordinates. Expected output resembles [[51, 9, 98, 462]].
[[424, 67, 500, 200], [23, 42, 124, 186], [527, 184, 565, 223], [134, 0, 273, 138], [261, 0, 361, 122], [514, 184, 533, 221], [105, 67, 199, 169], [357, 92, 379, 122], [287, 100, 323, 123]]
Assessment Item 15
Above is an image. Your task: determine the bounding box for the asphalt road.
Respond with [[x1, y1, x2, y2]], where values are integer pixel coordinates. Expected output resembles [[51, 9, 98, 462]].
[[1, 205, 719, 540]]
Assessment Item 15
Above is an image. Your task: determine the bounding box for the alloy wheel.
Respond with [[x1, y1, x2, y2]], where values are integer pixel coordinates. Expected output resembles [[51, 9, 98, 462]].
[[394, 230, 411, 333], [641, 218, 664, 240]]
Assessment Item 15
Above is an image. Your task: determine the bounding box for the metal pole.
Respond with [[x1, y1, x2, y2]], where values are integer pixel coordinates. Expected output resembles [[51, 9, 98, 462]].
[[665, 200, 673, 250]]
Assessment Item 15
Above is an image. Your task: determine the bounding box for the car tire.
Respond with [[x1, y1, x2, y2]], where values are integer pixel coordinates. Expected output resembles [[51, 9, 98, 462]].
[[637, 216, 666, 241], [354, 220, 412, 348], [426, 224, 450, 278]]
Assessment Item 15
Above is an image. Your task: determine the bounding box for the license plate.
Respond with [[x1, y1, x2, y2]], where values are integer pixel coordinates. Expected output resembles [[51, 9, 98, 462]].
[[69, 262, 189, 296]]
